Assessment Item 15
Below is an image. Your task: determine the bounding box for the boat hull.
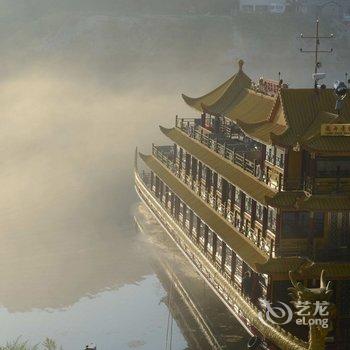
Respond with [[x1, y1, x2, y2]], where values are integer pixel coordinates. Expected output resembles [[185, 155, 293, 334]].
[[134, 170, 284, 350]]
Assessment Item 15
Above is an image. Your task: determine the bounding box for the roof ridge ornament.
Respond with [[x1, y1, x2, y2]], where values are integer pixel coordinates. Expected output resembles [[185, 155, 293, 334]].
[[238, 59, 244, 72]]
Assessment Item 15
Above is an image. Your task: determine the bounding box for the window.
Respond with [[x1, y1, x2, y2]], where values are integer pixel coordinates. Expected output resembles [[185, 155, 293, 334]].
[[313, 212, 324, 237], [316, 157, 350, 177], [225, 248, 232, 272], [179, 147, 183, 162], [234, 211, 241, 228], [235, 190, 241, 205], [216, 237, 222, 261], [182, 151, 187, 169], [199, 222, 205, 245], [201, 165, 206, 179], [266, 146, 274, 163], [217, 176, 222, 192], [282, 211, 309, 238], [242, 5, 254, 12], [256, 203, 264, 222], [276, 147, 285, 169], [207, 229, 213, 253], [338, 281, 350, 317], [268, 208, 277, 231], [255, 5, 268, 12], [246, 196, 252, 214], [185, 154, 191, 174]]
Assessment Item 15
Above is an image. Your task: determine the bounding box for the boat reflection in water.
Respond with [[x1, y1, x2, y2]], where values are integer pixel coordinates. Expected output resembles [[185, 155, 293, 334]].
[[134, 203, 249, 350]]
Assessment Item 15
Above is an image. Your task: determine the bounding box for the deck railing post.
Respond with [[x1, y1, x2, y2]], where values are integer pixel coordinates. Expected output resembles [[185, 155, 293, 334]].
[[269, 242, 274, 258], [254, 159, 258, 177], [278, 173, 283, 192]]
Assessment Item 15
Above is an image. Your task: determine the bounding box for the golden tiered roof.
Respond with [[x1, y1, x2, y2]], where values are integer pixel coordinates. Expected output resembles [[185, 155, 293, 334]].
[[183, 59, 350, 153], [182, 60, 275, 124], [239, 88, 350, 152]]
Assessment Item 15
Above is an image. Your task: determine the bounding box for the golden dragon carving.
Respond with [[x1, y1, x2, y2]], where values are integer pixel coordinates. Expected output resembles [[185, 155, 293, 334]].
[[289, 270, 335, 350]]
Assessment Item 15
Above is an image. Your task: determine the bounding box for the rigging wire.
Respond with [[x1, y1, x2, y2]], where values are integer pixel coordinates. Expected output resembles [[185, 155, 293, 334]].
[[164, 249, 176, 350]]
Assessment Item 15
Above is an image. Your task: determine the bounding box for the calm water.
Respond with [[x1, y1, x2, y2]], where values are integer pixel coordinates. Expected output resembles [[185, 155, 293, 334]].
[[0, 274, 187, 349]]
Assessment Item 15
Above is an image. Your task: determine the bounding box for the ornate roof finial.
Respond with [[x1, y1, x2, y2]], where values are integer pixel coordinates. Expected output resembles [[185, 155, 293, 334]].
[[238, 59, 244, 72]]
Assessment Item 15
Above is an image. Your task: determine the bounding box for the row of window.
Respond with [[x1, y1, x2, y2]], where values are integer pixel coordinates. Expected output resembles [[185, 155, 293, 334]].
[[176, 146, 278, 232], [316, 157, 350, 178], [281, 211, 324, 238], [266, 145, 285, 169], [176, 145, 278, 230], [182, 206, 246, 283], [149, 178, 270, 303]]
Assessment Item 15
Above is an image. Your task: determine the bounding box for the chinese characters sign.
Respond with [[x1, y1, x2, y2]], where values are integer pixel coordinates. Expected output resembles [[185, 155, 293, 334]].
[[321, 124, 350, 136]]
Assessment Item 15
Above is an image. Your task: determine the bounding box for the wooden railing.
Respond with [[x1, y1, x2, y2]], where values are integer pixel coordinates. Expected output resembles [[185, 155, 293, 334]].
[[284, 176, 350, 195], [176, 118, 266, 181]]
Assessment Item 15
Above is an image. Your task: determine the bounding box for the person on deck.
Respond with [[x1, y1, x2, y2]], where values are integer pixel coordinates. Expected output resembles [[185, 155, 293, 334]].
[[242, 270, 253, 297]]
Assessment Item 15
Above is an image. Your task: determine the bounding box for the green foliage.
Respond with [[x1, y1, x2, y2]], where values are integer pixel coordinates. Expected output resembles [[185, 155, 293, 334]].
[[42, 339, 57, 350], [0, 338, 62, 350]]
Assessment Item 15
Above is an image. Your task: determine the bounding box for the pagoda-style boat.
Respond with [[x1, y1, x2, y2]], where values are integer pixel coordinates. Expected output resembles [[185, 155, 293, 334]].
[[134, 59, 350, 350]]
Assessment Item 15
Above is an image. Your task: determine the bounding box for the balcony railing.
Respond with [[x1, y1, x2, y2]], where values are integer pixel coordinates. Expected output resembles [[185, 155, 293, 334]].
[[266, 155, 284, 169], [176, 118, 272, 187], [304, 177, 350, 195], [284, 176, 350, 195], [273, 242, 305, 258], [152, 145, 273, 257], [175, 118, 350, 196]]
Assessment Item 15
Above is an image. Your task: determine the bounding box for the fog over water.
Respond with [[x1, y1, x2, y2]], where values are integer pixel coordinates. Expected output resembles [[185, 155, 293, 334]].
[[0, 2, 349, 348]]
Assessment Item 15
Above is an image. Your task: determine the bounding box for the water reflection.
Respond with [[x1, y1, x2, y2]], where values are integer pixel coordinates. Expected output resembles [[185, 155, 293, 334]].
[[0, 224, 150, 312], [136, 204, 249, 350], [0, 274, 187, 350]]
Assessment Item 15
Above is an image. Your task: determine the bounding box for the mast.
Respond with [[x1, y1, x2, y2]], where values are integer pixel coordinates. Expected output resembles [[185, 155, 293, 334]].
[[300, 19, 334, 88]]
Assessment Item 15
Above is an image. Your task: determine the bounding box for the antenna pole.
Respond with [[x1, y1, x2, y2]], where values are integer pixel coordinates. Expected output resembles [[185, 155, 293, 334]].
[[300, 19, 334, 88], [315, 19, 319, 77]]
